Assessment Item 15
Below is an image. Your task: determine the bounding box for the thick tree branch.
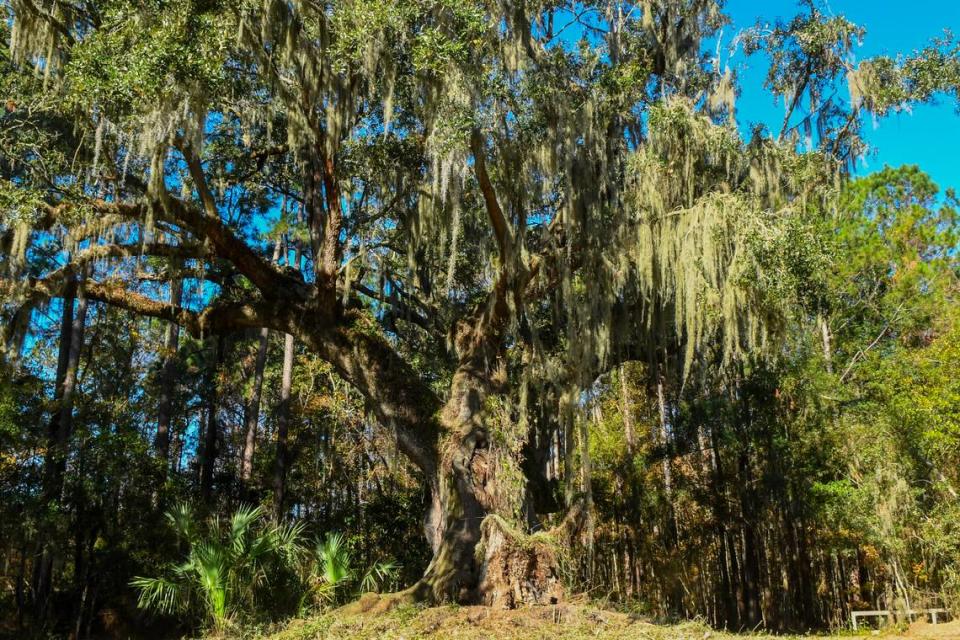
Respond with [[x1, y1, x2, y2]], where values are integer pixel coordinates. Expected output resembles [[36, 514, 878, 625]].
[[302, 143, 345, 288], [77, 198, 303, 297], [319, 153, 344, 280], [179, 142, 222, 220], [5, 268, 279, 340], [84, 280, 202, 333], [300, 313, 441, 478], [72, 242, 207, 264], [470, 128, 512, 261], [89, 281, 278, 337]]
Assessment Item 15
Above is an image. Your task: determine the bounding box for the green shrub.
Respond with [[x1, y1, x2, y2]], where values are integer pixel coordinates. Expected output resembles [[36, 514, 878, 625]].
[[132, 504, 399, 632], [131, 504, 306, 631]]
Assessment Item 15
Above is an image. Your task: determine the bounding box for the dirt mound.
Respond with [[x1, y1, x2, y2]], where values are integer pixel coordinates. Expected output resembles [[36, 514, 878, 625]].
[[268, 602, 959, 640], [905, 619, 960, 639], [271, 601, 702, 640]]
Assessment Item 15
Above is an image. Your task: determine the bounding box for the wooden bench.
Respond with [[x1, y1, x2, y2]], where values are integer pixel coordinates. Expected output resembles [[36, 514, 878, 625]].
[[851, 608, 949, 630]]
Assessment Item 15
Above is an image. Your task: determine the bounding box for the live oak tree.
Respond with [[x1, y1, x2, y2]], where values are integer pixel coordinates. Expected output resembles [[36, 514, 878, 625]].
[[2, 0, 958, 607]]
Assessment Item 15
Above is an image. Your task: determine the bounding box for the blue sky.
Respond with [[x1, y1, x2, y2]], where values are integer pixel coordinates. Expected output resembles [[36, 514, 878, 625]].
[[725, 0, 960, 192]]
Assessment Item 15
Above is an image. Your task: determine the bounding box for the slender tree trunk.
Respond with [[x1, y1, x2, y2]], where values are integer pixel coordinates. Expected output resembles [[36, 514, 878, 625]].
[[240, 327, 269, 486], [35, 272, 89, 615], [155, 278, 182, 462], [273, 236, 299, 516], [819, 315, 833, 374], [562, 390, 576, 507], [579, 408, 594, 582], [273, 330, 295, 516], [200, 336, 223, 501], [619, 364, 635, 455], [656, 374, 673, 498], [15, 543, 26, 629], [196, 407, 207, 486], [240, 242, 280, 490], [739, 454, 761, 628], [44, 287, 75, 490], [57, 277, 88, 452]]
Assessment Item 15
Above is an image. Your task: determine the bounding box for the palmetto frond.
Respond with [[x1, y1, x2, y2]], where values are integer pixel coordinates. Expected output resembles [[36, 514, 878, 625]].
[[130, 575, 188, 616], [166, 502, 196, 543], [133, 505, 396, 623], [274, 520, 307, 561], [191, 541, 229, 622], [133, 504, 306, 630], [359, 560, 398, 594], [314, 532, 352, 587], [229, 504, 263, 554]]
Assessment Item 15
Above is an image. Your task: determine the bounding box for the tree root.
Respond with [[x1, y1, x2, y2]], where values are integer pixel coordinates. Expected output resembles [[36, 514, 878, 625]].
[[336, 586, 420, 616]]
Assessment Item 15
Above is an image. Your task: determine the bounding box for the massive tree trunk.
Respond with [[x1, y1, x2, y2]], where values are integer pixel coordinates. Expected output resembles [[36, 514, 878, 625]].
[[399, 307, 569, 607], [411, 366, 493, 603], [373, 362, 568, 609]]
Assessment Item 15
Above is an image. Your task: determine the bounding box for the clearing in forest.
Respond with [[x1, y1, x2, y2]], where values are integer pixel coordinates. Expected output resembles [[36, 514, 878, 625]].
[[264, 603, 960, 640]]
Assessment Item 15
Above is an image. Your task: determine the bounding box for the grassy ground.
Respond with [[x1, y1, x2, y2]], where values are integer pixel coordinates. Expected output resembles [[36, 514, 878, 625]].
[[258, 601, 960, 640]]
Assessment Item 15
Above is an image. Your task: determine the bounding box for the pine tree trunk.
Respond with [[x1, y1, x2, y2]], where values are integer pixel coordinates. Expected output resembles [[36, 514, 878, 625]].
[[656, 375, 673, 498], [155, 278, 181, 462], [273, 330, 295, 516], [819, 314, 833, 374], [240, 326, 270, 486], [34, 272, 89, 615], [56, 276, 88, 464], [619, 365, 636, 455], [44, 285, 75, 494], [200, 336, 223, 501], [240, 241, 281, 489], [273, 236, 299, 516]]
